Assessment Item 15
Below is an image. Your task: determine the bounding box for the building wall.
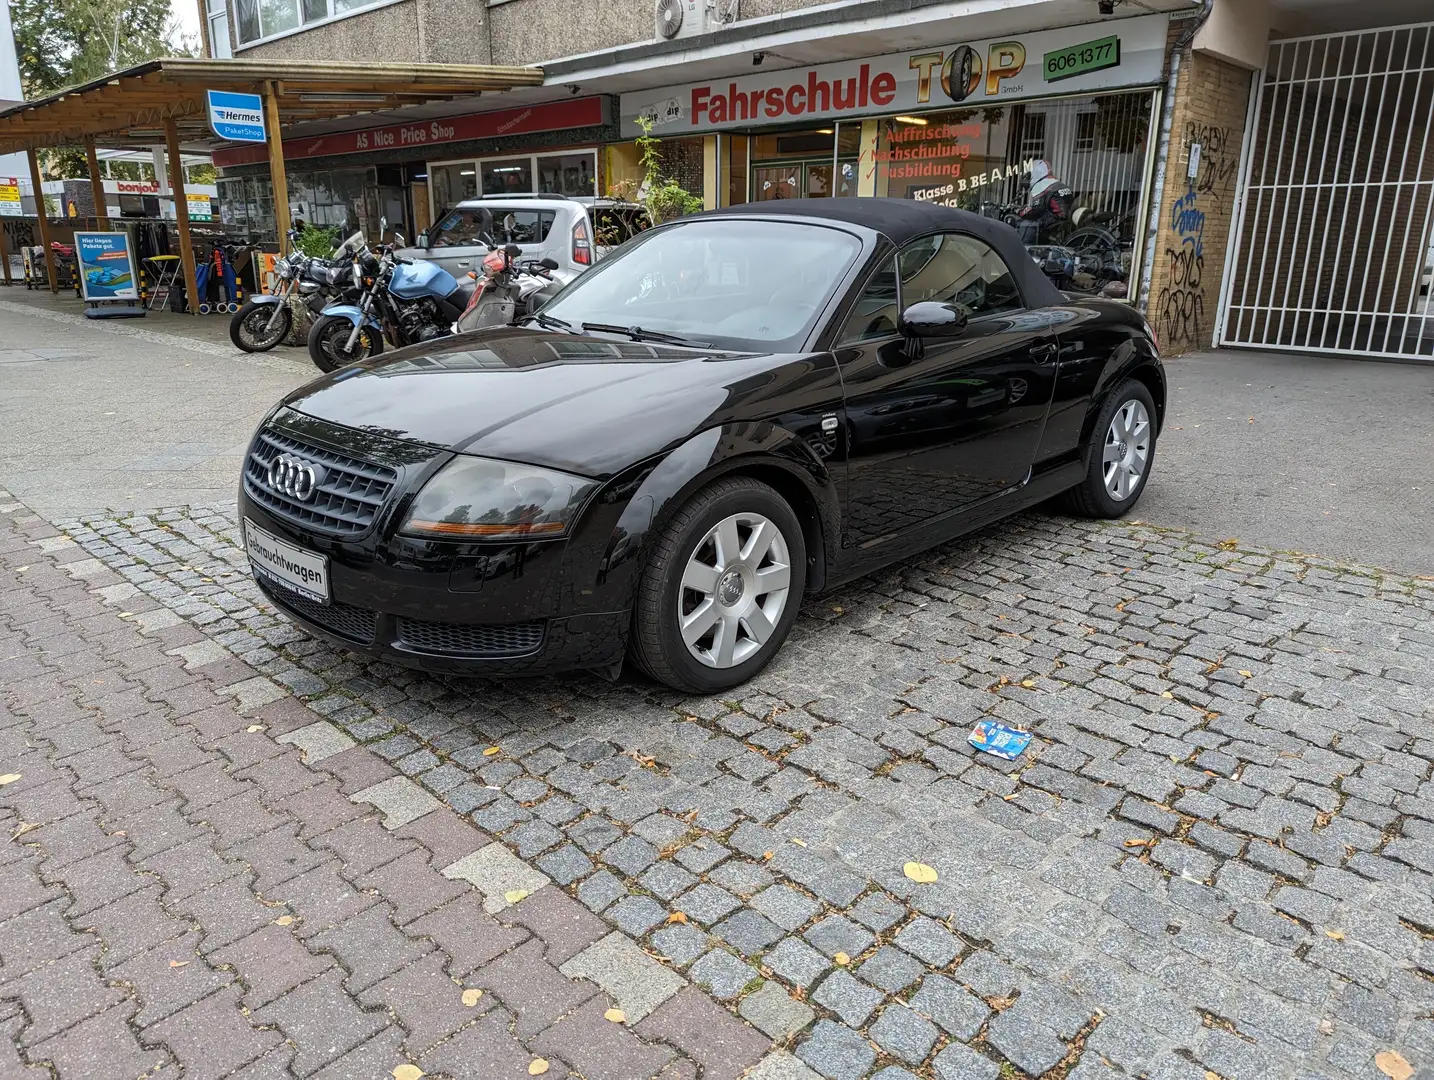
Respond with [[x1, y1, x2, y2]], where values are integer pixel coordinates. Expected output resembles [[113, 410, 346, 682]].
[[232, 0, 492, 65], [1146, 46, 1254, 355]]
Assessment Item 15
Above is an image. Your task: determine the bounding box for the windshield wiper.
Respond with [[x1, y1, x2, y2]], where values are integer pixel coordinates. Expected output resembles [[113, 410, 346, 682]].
[[580, 322, 711, 348], [521, 311, 577, 333]]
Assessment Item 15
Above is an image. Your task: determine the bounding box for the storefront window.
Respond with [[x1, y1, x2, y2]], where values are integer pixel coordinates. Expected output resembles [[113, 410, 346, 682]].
[[430, 163, 477, 213], [869, 91, 1153, 298], [749, 127, 859, 200], [536, 154, 595, 196], [482, 158, 533, 196], [724, 135, 748, 207]]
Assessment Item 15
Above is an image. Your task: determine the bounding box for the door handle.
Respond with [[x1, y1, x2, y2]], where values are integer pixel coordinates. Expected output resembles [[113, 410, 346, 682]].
[[1029, 342, 1058, 364]]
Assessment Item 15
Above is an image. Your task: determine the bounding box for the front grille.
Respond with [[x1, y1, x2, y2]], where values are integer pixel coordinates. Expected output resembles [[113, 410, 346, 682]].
[[396, 618, 545, 657], [267, 587, 378, 644], [245, 429, 398, 537]]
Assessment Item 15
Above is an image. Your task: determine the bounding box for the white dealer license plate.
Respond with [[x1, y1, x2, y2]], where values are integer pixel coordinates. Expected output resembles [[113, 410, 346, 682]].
[[244, 519, 330, 604]]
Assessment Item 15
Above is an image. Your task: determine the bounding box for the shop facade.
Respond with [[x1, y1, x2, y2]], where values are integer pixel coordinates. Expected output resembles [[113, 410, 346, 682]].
[[618, 15, 1174, 301], [212, 97, 614, 243]]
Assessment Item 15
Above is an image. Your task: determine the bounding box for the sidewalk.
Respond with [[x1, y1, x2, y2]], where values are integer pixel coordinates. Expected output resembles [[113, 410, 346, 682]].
[[0, 497, 772, 1079]]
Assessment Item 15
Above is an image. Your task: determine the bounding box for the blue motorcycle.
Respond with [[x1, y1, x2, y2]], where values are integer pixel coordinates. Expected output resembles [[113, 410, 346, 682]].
[[307, 219, 481, 372]]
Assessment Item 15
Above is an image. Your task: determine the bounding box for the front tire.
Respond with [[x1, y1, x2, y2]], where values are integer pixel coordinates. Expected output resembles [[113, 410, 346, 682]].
[[307, 314, 383, 372], [230, 302, 292, 353], [630, 477, 806, 694], [1061, 377, 1157, 518]]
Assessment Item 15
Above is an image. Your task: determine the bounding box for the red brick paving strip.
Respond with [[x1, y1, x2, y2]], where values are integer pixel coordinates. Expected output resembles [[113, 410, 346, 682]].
[[0, 503, 769, 1079]]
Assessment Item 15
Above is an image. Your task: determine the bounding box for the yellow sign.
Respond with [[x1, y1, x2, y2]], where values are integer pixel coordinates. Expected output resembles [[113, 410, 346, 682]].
[[187, 193, 213, 221], [0, 177, 21, 217]]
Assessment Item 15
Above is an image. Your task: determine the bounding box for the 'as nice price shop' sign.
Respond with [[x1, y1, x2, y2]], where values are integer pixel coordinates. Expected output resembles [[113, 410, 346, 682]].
[[620, 13, 1168, 136]]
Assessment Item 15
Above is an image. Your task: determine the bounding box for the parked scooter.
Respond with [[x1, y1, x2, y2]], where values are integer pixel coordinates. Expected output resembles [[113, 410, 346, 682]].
[[453, 244, 563, 334], [229, 230, 363, 353], [306, 218, 479, 372]]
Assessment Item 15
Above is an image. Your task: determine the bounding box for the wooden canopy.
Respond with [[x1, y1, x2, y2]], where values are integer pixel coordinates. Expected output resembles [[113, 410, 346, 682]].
[[0, 58, 546, 153]]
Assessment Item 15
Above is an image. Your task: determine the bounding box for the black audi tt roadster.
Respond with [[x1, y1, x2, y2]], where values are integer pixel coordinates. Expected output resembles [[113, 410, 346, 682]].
[[240, 199, 1165, 693]]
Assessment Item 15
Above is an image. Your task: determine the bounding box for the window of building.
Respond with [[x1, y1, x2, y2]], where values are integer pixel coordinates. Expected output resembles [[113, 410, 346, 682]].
[[206, 0, 232, 57], [1075, 112, 1098, 153], [427, 151, 599, 219], [233, 0, 396, 48], [1019, 114, 1047, 160]]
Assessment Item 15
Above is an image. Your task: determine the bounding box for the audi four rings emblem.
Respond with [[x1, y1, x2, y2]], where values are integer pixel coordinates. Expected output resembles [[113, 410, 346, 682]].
[[266, 454, 327, 502]]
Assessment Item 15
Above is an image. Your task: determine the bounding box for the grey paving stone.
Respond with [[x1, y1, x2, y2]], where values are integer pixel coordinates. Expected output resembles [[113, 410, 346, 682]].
[[678, 883, 743, 927], [536, 843, 595, 886], [745, 1052, 823, 1080], [440, 842, 549, 913], [610, 895, 669, 936], [795, 1020, 877, 1080], [812, 969, 885, 1027], [751, 885, 822, 932], [559, 931, 685, 1024], [869, 1004, 939, 1065], [504, 819, 564, 859], [568, 817, 623, 854], [674, 839, 731, 873], [689, 949, 758, 1000], [709, 859, 775, 898], [576, 869, 626, 913], [350, 776, 441, 829], [870, 1069, 921, 1080], [765, 936, 832, 989], [909, 974, 990, 1040], [639, 861, 698, 901], [631, 814, 690, 846], [602, 834, 661, 877], [804, 915, 875, 960], [986, 1006, 1068, 1075], [739, 981, 816, 1040], [850, 892, 906, 932], [932, 1042, 1001, 1080], [715, 909, 785, 956], [858, 945, 925, 993], [895, 916, 961, 968], [651, 923, 710, 967]]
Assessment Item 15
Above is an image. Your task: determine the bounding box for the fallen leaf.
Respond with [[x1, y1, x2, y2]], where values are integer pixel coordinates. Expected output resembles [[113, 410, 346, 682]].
[[1124, 839, 1152, 848], [504, 889, 529, 904], [833, 952, 850, 966], [461, 988, 483, 1007], [247, 724, 265, 733], [393, 1067, 425, 1080], [1218, 538, 1239, 551], [989, 996, 1016, 1011], [1325, 929, 1345, 940], [168, 960, 190, 969], [666, 912, 688, 925], [11, 821, 39, 840], [1238, 670, 1253, 679], [1002, 792, 1020, 801], [903, 861, 939, 884], [1115, 602, 1126, 612], [0, 774, 21, 786], [1020, 679, 1036, 688], [118, 611, 134, 618], [1375, 1051, 1413, 1080], [482, 746, 501, 756], [1160, 691, 1174, 699], [762, 850, 774, 861], [1205, 1072, 1221, 1080], [604, 1008, 626, 1023], [791, 838, 806, 848], [1319, 1019, 1335, 1035], [14, 566, 27, 572], [528, 1059, 550, 1076], [274, 915, 294, 927]]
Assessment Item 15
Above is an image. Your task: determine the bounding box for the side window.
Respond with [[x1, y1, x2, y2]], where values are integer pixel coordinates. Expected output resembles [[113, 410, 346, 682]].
[[899, 233, 1023, 317], [430, 209, 490, 248], [492, 210, 555, 245], [835, 256, 900, 346]]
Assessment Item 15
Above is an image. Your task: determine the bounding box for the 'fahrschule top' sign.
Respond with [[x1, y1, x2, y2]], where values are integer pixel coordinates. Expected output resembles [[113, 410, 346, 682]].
[[208, 90, 267, 144], [619, 13, 1169, 137]]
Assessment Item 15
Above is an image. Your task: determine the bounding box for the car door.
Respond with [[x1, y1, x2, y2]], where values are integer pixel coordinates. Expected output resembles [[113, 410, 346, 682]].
[[424, 206, 492, 277], [836, 231, 1059, 551]]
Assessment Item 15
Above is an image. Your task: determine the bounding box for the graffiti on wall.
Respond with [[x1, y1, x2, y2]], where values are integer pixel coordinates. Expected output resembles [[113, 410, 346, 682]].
[[2, 218, 36, 250], [1154, 119, 1242, 347]]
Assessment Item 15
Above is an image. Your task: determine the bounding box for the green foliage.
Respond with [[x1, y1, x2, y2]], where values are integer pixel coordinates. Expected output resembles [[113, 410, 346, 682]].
[[634, 117, 704, 225], [292, 223, 340, 257], [187, 163, 218, 186]]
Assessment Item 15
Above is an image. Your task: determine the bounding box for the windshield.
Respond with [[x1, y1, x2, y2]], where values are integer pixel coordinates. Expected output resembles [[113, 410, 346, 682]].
[[539, 219, 863, 351]]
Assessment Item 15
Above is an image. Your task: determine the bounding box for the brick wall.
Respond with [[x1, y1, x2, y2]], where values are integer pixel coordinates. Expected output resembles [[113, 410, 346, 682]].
[[1146, 44, 1255, 356]]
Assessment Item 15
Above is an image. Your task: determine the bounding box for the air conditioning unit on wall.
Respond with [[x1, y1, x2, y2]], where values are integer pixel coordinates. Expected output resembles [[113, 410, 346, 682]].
[[655, 0, 738, 42]]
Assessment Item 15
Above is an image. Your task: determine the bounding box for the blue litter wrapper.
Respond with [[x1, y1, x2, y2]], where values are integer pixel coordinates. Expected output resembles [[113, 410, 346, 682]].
[[968, 721, 1032, 761]]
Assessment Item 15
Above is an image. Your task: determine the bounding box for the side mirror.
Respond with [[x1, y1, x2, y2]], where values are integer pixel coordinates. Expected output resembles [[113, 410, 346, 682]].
[[416, 232, 430, 250], [392, 233, 405, 248], [504, 243, 522, 259], [899, 301, 968, 339], [380, 216, 388, 235], [539, 257, 559, 271]]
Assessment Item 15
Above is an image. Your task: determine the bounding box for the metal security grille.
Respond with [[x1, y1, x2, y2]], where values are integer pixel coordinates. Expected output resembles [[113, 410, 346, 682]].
[[1220, 24, 1434, 359]]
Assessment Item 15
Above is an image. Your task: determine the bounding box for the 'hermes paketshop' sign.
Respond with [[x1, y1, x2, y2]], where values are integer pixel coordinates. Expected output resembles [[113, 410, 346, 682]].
[[620, 13, 1168, 136], [212, 97, 607, 169]]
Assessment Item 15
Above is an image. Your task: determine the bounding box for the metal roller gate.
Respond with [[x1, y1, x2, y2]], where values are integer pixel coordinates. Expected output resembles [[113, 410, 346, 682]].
[[1218, 22, 1434, 360]]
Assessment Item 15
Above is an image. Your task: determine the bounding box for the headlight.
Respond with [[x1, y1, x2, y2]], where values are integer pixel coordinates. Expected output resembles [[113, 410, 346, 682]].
[[400, 456, 598, 540]]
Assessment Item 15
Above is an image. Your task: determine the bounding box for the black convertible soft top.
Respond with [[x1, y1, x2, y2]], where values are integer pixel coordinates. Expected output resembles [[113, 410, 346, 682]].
[[700, 197, 1066, 308]]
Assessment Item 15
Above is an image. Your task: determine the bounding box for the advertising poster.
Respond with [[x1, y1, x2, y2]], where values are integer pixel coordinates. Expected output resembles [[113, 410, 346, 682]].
[[74, 231, 140, 301], [0, 176, 21, 217], [187, 193, 213, 221]]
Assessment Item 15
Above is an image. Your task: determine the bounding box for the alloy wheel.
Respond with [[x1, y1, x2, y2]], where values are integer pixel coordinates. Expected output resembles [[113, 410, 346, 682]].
[[238, 306, 289, 350], [678, 511, 792, 669], [1102, 398, 1151, 501]]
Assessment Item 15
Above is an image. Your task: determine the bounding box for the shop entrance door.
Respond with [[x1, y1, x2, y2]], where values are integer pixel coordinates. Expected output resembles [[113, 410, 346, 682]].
[[1219, 23, 1434, 360]]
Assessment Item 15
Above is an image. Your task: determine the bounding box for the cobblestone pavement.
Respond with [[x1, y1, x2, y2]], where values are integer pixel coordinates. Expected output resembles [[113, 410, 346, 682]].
[[4, 481, 1432, 1080]]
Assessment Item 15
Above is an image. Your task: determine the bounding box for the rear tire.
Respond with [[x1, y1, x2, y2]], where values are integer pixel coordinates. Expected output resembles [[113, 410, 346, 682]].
[[307, 313, 383, 372], [630, 477, 806, 694], [230, 302, 292, 353], [1060, 377, 1157, 518]]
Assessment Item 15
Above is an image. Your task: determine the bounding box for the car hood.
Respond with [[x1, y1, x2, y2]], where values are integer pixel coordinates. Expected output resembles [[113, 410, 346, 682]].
[[281, 328, 800, 478]]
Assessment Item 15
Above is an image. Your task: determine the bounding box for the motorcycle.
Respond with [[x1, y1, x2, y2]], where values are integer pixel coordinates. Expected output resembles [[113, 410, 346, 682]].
[[980, 196, 1131, 296], [453, 244, 563, 334], [306, 219, 479, 372], [229, 230, 362, 353]]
